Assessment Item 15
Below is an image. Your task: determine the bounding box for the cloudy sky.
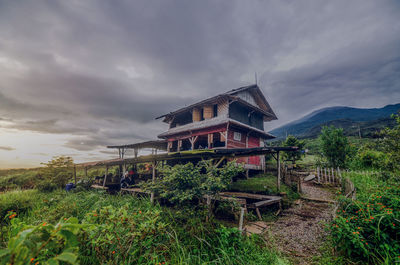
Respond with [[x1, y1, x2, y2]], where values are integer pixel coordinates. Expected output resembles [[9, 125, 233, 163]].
[[0, 0, 399, 168]]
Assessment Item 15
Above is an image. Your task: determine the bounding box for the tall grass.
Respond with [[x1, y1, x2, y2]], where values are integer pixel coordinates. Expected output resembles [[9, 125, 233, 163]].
[[0, 189, 288, 264], [329, 171, 399, 264]]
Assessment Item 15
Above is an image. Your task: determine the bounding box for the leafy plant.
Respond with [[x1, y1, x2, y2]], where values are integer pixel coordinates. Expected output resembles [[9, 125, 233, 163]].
[[36, 156, 74, 192], [141, 160, 244, 204], [319, 126, 351, 168], [380, 113, 400, 171], [0, 215, 82, 265], [282, 135, 305, 164], [330, 172, 400, 264]]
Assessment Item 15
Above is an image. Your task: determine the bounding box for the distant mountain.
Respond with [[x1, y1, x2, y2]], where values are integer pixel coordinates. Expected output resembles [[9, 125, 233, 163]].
[[269, 104, 400, 139]]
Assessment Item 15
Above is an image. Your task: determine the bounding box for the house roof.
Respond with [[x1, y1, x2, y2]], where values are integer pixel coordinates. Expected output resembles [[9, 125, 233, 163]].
[[107, 140, 167, 151], [156, 84, 277, 122], [157, 116, 275, 139]]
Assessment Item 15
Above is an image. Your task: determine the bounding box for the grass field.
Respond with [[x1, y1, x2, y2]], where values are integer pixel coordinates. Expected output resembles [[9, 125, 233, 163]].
[[0, 187, 289, 264]]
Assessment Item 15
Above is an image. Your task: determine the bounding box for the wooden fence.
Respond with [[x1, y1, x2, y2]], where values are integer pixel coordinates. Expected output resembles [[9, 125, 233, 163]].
[[315, 167, 343, 185]]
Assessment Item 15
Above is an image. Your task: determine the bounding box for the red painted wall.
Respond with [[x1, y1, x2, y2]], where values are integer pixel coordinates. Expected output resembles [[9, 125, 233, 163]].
[[247, 135, 260, 165]]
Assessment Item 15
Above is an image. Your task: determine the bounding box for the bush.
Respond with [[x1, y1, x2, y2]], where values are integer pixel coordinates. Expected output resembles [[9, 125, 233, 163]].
[[36, 180, 58, 192], [141, 160, 244, 204], [0, 190, 288, 265], [319, 126, 351, 168], [0, 215, 82, 265], [35, 156, 74, 190], [331, 173, 400, 264], [80, 204, 168, 264]]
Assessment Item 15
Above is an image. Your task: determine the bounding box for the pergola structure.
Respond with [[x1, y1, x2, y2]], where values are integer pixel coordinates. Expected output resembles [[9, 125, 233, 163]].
[[75, 146, 298, 194], [107, 140, 168, 159]]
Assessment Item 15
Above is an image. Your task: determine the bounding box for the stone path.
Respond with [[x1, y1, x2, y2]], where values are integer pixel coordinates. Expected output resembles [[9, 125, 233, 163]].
[[245, 181, 336, 264]]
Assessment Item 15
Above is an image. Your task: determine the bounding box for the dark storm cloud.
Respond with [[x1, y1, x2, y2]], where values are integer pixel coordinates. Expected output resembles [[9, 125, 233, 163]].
[[0, 0, 399, 152]]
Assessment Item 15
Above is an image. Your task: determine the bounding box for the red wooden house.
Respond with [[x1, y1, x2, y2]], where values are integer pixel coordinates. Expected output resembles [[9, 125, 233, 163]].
[[156, 84, 277, 170]]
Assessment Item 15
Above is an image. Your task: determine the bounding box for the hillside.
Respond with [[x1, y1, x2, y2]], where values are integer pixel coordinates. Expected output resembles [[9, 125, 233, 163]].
[[269, 103, 400, 139]]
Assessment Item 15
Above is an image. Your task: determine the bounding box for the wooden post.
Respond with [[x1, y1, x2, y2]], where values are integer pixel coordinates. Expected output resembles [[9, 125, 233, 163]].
[[331, 168, 335, 183], [297, 176, 302, 193], [206, 195, 211, 222], [324, 168, 327, 183], [150, 162, 156, 204], [317, 167, 320, 183], [73, 166, 77, 185], [277, 151, 281, 191], [103, 166, 108, 187], [328, 168, 331, 183], [337, 167, 342, 184], [238, 207, 245, 232], [177, 140, 182, 152]]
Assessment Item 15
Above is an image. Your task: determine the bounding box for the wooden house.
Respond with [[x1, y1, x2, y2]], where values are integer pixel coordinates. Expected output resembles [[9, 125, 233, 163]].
[[156, 84, 277, 170]]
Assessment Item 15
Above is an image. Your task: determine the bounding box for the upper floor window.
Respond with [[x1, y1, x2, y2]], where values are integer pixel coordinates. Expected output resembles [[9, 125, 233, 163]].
[[213, 104, 218, 117]]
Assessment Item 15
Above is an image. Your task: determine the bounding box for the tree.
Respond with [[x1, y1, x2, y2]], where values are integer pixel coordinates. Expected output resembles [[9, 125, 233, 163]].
[[140, 160, 244, 204], [36, 156, 74, 191], [319, 126, 350, 168], [283, 135, 305, 164], [380, 114, 400, 171]]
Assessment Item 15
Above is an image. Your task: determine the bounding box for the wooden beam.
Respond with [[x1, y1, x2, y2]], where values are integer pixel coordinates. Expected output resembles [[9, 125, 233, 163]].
[[150, 162, 156, 204], [239, 207, 245, 231], [103, 166, 108, 187], [277, 151, 281, 191], [214, 156, 226, 168], [73, 166, 77, 185]]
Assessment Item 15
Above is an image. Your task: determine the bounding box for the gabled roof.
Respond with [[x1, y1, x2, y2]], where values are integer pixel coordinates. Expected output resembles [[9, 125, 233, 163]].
[[156, 84, 277, 123]]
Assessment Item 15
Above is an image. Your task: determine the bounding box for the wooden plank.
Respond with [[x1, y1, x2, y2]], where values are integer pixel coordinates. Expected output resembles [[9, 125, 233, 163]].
[[220, 192, 281, 200], [91, 184, 109, 190], [249, 198, 281, 208], [255, 207, 262, 220], [214, 156, 226, 168]]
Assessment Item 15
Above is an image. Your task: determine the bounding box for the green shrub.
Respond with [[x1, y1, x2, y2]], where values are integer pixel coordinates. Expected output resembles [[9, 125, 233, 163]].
[[331, 173, 400, 264], [0, 215, 82, 265], [80, 204, 168, 264], [0, 189, 288, 265], [141, 160, 244, 204]]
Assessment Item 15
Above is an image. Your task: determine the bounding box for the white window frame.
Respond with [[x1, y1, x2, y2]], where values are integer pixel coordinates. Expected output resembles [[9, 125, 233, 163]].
[[233, 132, 242, 141]]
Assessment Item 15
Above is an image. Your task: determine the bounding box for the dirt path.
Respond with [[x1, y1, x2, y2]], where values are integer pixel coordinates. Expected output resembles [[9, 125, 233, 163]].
[[245, 182, 336, 264]]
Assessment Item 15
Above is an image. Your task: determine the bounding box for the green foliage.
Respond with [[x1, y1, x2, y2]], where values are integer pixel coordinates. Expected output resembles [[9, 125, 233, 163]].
[[319, 126, 351, 168], [349, 148, 388, 170], [229, 174, 300, 203], [0, 189, 287, 265], [330, 172, 400, 264], [1, 215, 81, 265], [380, 114, 400, 171], [0, 190, 38, 223], [81, 204, 167, 264], [141, 160, 244, 204], [36, 156, 74, 191], [0, 169, 38, 192], [282, 135, 305, 164]]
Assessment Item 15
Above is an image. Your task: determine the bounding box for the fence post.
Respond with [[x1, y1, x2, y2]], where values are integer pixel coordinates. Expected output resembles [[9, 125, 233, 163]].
[[337, 167, 342, 184], [239, 207, 245, 232], [317, 167, 320, 183], [324, 168, 327, 183]]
